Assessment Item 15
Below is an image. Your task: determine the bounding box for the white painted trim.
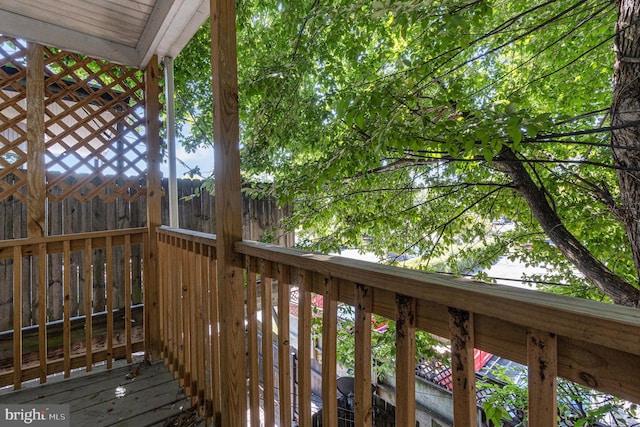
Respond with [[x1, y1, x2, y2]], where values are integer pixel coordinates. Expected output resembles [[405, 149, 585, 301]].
[[0, 10, 140, 66], [136, 0, 181, 65], [162, 0, 209, 59], [138, 0, 208, 67]]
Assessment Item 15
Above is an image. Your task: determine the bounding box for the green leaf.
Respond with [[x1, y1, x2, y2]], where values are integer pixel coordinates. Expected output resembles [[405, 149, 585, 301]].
[[508, 125, 522, 145]]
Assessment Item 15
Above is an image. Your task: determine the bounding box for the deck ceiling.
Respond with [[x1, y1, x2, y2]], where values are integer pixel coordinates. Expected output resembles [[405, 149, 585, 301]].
[[0, 0, 209, 68]]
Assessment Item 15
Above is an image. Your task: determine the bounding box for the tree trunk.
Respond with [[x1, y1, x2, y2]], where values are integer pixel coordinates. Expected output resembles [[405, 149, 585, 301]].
[[495, 147, 640, 307], [612, 0, 640, 288]]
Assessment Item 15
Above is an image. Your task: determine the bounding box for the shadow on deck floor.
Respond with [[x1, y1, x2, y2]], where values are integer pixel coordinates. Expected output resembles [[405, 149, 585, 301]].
[[0, 358, 199, 426]]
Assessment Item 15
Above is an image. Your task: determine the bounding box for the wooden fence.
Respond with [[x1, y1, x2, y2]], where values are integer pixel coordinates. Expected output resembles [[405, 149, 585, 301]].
[[0, 175, 292, 332]]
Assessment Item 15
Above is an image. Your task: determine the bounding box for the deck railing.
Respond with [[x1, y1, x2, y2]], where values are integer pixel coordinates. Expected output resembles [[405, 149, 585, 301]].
[[157, 226, 640, 426], [0, 228, 147, 389], [156, 226, 221, 420]]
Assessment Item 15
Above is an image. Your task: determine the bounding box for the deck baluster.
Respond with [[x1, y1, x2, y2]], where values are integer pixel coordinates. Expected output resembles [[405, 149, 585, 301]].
[[13, 245, 23, 389], [277, 263, 292, 426], [449, 307, 477, 425], [396, 294, 416, 427], [247, 255, 261, 427], [260, 259, 275, 426], [527, 328, 558, 427], [321, 276, 338, 427], [355, 284, 373, 427], [297, 269, 313, 427]]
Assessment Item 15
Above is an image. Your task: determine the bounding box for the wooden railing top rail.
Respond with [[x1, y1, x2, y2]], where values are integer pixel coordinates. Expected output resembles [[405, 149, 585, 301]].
[[0, 227, 148, 260], [157, 226, 218, 246], [236, 240, 640, 354]]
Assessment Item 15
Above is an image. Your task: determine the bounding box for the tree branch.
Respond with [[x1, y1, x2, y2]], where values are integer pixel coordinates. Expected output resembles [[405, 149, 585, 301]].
[[495, 147, 640, 306]]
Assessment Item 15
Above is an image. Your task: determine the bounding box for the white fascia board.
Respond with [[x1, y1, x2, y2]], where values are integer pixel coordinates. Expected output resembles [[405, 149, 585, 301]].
[[163, 0, 209, 59], [137, 0, 208, 68], [0, 9, 140, 67]]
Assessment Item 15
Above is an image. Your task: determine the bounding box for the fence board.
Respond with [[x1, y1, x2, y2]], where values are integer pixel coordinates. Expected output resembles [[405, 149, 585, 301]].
[[0, 196, 11, 329], [92, 194, 106, 313], [64, 195, 83, 317]]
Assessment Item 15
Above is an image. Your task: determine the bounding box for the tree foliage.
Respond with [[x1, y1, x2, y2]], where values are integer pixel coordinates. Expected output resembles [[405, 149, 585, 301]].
[[173, 2, 640, 424], [175, 0, 640, 305]]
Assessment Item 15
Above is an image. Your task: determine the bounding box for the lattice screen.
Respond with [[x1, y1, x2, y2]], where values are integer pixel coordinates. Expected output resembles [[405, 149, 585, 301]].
[[0, 36, 28, 202], [0, 36, 148, 203], [43, 46, 147, 202]]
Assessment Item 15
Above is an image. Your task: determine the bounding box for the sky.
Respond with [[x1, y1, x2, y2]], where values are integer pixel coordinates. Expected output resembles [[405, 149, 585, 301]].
[[160, 140, 215, 179]]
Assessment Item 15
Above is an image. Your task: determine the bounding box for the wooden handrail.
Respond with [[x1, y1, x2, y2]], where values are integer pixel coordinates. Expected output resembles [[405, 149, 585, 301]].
[[235, 241, 640, 354], [0, 227, 147, 260]]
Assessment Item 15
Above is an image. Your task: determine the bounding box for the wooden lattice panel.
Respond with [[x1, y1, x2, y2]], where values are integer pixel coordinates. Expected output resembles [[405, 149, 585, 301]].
[[0, 36, 28, 202], [43, 46, 147, 202]]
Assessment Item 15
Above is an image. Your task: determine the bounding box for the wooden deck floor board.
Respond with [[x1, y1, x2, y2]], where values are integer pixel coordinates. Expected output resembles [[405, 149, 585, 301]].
[[0, 360, 191, 426], [72, 388, 188, 426]]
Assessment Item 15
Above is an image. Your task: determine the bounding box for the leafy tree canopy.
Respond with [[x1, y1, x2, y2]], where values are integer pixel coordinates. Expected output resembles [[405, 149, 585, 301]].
[[175, 0, 640, 305]]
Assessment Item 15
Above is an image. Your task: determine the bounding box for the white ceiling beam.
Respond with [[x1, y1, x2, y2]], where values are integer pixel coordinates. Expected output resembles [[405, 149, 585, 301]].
[[0, 9, 140, 67]]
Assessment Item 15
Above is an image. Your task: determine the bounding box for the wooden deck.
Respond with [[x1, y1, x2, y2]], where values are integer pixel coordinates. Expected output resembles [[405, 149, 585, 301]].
[[0, 358, 198, 427]]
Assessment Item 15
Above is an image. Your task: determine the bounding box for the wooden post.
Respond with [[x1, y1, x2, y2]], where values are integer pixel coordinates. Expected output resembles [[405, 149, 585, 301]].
[[210, 0, 246, 424], [144, 55, 162, 361], [26, 43, 45, 238], [27, 43, 45, 387], [527, 329, 558, 427]]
